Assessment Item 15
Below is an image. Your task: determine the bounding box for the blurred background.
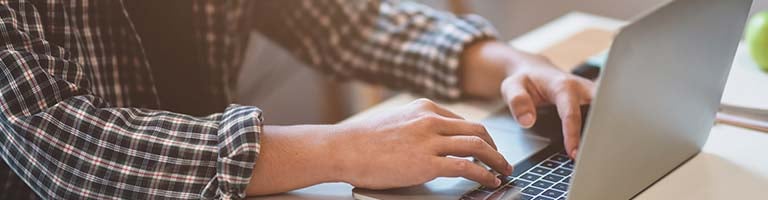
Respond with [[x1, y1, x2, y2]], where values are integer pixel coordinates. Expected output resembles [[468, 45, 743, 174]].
[[236, 0, 768, 125]]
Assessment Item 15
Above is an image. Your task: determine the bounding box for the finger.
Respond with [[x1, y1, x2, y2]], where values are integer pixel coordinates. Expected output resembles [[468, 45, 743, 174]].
[[432, 117, 497, 150], [501, 77, 538, 128], [410, 98, 464, 119], [428, 102, 464, 120], [554, 91, 583, 159], [435, 136, 513, 176], [577, 78, 596, 104], [433, 157, 501, 188]]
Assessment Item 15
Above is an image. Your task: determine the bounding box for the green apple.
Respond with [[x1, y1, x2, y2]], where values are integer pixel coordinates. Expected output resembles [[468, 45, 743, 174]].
[[746, 11, 768, 72]]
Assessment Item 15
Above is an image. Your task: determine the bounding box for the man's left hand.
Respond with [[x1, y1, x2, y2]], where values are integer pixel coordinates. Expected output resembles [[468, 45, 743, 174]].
[[462, 41, 595, 159]]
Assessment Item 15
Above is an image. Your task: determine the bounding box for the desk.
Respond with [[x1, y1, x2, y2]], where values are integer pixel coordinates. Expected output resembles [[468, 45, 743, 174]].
[[253, 12, 768, 200]]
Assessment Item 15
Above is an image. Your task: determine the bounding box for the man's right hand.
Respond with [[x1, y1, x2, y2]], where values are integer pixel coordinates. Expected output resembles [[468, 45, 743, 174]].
[[332, 98, 512, 189], [245, 99, 510, 196]]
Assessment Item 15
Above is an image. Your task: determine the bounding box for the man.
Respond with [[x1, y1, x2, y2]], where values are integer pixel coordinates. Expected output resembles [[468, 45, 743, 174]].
[[0, 0, 594, 199]]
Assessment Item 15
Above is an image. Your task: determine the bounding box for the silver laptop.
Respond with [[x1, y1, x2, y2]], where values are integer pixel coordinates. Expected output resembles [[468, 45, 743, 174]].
[[352, 0, 752, 199]]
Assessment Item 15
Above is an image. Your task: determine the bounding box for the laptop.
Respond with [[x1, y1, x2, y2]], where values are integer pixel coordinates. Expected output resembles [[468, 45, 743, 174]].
[[352, 0, 753, 199]]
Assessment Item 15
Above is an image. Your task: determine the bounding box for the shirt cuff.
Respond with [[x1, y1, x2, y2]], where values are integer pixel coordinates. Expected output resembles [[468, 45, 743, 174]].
[[203, 105, 263, 199], [433, 14, 498, 100]]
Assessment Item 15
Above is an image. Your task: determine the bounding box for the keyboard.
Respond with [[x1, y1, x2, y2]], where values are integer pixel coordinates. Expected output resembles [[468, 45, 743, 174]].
[[460, 153, 574, 200]]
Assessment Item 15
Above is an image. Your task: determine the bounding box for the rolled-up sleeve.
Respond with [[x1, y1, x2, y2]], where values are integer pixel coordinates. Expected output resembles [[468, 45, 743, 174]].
[[0, 1, 261, 199], [251, 0, 498, 100], [204, 106, 263, 199]]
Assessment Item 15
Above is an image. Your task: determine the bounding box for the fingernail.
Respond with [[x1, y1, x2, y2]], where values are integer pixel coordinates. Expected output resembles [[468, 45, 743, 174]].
[[517, 113, 534, 128], [506, 164, 514, 175], [571, 148, 579, 159], [494, 178, 502, 187]]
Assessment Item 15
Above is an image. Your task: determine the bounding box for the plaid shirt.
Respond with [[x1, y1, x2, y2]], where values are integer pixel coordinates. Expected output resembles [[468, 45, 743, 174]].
[[0, 0, 496, 199]]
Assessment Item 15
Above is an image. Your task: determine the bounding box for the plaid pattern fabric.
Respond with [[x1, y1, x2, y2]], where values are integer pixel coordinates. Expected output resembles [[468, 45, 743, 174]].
[[0, 0, 496, 199]]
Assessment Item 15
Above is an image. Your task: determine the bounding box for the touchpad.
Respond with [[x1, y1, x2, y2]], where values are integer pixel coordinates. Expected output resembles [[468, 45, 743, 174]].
[[481, 105, 575, 165], [482, 113, 551, 165]]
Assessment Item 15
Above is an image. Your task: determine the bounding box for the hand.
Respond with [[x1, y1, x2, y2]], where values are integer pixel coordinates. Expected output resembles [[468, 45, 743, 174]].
[[333, 99, 513, 189], [462, 41, 596, 159], [245, 99, 511, 195], [501, 53, 595, 159]]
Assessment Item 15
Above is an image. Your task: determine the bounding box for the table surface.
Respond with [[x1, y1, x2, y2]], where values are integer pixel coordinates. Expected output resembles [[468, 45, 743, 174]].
[[252, 12, 768, 200]]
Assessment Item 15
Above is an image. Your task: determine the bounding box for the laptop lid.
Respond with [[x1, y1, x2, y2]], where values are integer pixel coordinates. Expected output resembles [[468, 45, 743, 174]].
[[568, 0, 752, 199]]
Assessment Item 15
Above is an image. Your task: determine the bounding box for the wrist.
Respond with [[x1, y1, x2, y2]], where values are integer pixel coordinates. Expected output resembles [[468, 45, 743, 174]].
[[247, 125, 344, 195], [256, 125, 347, 184], [461, 40, 520, 99], [324, 122, 374, 185], [299, 124, 353, 184], [503, 50, 551, 77], [321, 123, 354, 183]]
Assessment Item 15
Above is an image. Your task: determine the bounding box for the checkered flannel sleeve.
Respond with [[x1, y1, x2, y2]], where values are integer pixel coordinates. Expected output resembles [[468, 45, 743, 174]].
[[0, 2, 262, 200], [252, 0, 498, 100]]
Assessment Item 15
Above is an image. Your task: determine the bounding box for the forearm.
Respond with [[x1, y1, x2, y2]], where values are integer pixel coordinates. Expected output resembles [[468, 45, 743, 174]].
[[253, 0, 497, 100], [246, 125, 344, 196]]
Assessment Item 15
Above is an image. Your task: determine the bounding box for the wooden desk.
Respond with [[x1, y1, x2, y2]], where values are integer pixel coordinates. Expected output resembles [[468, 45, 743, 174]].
[[252, 12, 768, 200]]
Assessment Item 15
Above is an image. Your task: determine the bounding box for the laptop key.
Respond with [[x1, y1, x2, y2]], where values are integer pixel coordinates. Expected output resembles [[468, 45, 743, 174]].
[[563, 176, 571, 183], [511, 179, 531, 188], [519, 173, 541, 182], [533, 196, 554, 200], [541, 161, 560, 169], [520, 194, 534, 200], [553, 168, 572, 176], [530, 167, 551, 175], [542, 189, 564, 198], [550, 154, 570, 163], [563, 161, 575, 169], [553, 183, 569, 191], [532, 180, 554, 189], [521, 187, 544, 196], [543, 174, 564, 182]]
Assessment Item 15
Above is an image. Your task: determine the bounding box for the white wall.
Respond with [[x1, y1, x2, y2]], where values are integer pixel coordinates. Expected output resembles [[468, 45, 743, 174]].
[[236, 34, 329, 125]]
